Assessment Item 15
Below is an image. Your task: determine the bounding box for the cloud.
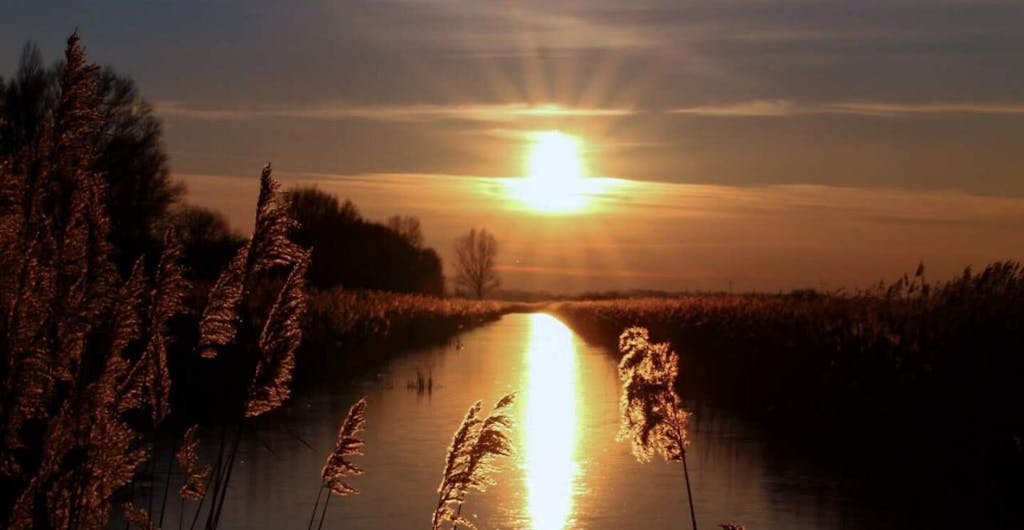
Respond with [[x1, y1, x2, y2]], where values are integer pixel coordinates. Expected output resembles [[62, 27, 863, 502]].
[[670, 100, 1024, 117], [160, 98, 1024, 126], [156, 101, 636, 123]]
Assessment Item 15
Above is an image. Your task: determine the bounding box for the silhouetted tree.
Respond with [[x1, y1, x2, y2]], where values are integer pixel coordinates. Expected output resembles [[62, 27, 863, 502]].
[[282, 187, 444, 295], [453, 228, 499, 299], [0, 40, 182, 274], [93, 67, 183, 270], [165, 205, 246, 282], [386, 215, 424, 248], [0, 44, 53, 162]]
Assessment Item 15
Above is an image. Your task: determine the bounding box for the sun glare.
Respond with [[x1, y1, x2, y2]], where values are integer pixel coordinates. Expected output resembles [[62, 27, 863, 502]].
[[506, 131, 606, 213], [527, 131, 585, 182], [522, 313, 579, 530]]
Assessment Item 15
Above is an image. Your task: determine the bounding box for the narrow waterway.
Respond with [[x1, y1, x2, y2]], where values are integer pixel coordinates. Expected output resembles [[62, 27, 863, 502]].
[[155, 313, 908, 529]]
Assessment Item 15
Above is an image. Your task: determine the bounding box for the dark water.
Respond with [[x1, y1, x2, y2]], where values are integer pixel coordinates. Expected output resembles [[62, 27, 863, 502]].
[[152, 313, 909, 529]]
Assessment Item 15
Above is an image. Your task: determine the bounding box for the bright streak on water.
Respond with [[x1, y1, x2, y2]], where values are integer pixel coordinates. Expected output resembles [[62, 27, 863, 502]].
[[521, 313, 580, 530]]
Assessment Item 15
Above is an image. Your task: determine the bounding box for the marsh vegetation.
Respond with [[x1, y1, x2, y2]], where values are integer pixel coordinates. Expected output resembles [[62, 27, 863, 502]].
[[557, 264, 1024, 506]]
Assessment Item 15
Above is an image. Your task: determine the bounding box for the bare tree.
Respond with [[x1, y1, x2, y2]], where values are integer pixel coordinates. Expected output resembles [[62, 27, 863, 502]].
[[453, 228, 499, 299], [386, 215, 424, 248]]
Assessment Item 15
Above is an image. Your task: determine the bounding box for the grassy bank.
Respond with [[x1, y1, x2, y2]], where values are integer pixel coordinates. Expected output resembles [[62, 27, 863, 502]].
[[299, 289, 524, 375], [555, 262, 1024, 485], [173, 288, 521, 418]]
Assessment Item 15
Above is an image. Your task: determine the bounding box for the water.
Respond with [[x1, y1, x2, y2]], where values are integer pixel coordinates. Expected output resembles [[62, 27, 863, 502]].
[[155, 313, 900, 529]]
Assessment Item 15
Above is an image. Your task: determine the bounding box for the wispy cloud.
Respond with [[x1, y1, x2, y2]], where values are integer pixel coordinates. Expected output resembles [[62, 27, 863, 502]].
[[156, 101, 635, 123], [670, 100, 1024, 117], [160, 98, 1024, 124]]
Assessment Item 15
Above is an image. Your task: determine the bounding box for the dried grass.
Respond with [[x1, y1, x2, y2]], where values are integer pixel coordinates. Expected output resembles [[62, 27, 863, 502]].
[[432, 393, 515, 530]]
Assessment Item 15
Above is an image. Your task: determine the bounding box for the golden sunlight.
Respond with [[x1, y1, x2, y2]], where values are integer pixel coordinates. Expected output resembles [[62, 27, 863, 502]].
[[521, 313, 580, 530], [506, 131, 606, 213]]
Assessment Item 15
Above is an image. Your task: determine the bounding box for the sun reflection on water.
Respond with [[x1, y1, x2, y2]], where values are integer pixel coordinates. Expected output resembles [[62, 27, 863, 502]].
[[521, 313, 579, 530]]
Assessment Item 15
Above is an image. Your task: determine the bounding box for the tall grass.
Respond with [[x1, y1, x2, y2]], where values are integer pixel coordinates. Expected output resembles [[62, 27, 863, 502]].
[[309, 396, 367, 530], [557, 262, 1024, 475], [0, 32, 315, 527], [432, 393, 516, 530], [0, 32, 190, 529], [617, 327, 697, 530], [194, 164, 310, 530], [305, 290, 509, 346], [299, 290, 515, 378]]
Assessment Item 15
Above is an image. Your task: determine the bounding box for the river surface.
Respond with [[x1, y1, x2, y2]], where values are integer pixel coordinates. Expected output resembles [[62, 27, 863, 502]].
[[154, 313, 915, 529]]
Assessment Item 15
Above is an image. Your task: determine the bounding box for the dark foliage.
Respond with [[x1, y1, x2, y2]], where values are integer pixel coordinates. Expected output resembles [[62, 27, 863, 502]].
[[165, 205, 246, 283], [92, 68, 183, 271], [557, 262, 1024, 497], [283, 187, 445, 296], [0, 44, 54, 162]]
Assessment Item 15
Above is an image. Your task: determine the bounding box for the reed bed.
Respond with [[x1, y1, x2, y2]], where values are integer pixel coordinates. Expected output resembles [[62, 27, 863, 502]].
[[307, 290, 510, 339], [300, 290, 517, 375], [556, 263, 1024, 477]]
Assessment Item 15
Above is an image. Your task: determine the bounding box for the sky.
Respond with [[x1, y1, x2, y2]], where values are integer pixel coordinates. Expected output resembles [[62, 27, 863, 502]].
[[3, 1, 1023, 292]]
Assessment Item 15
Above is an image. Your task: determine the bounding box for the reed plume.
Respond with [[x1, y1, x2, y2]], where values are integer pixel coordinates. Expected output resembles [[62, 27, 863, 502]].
[[617, 327, 698, 530], [122, 503, 159, 530], [320, 396, 368, 496], [1, 29, 112, 455], [307, 397, 368, 530], [1, 33, 187, 530], [195, 164, 308, 529], [176, 425, 210, 501], [431, 393, 515, 530], [196, 245, 247, 359], [245, 250, 310, 418], [117, 230, 187, 424], [198, 163, 303, 360], [618, 327, 689, 462]]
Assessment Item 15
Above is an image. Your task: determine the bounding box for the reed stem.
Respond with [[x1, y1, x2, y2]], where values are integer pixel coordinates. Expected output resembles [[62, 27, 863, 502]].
[[207, 423, 243, 528], [158, 437, 177, 526], [682, 452, 698, 530], [315, 490, 332, 530], [307, 486, 324, 530]]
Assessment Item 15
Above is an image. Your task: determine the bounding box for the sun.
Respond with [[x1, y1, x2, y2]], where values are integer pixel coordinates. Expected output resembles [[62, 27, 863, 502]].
[[527, 130, 585, 183], [505, 131, 602, 213]]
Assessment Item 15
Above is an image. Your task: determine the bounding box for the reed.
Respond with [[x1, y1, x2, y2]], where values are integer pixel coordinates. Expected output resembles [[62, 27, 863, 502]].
[[617, 327, 698, 530], [408, 367, 434, 394], [303, 290, 510, 355], [194, 164, 309, 530], [176, 425, 210, 503], [309, 396, 368, 530], [0, 32, 190, 529], [431, 393, 516, 530]]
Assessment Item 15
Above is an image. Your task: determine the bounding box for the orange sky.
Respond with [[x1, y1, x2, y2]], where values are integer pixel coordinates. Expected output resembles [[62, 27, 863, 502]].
[[182, 171, 1024, 293]]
